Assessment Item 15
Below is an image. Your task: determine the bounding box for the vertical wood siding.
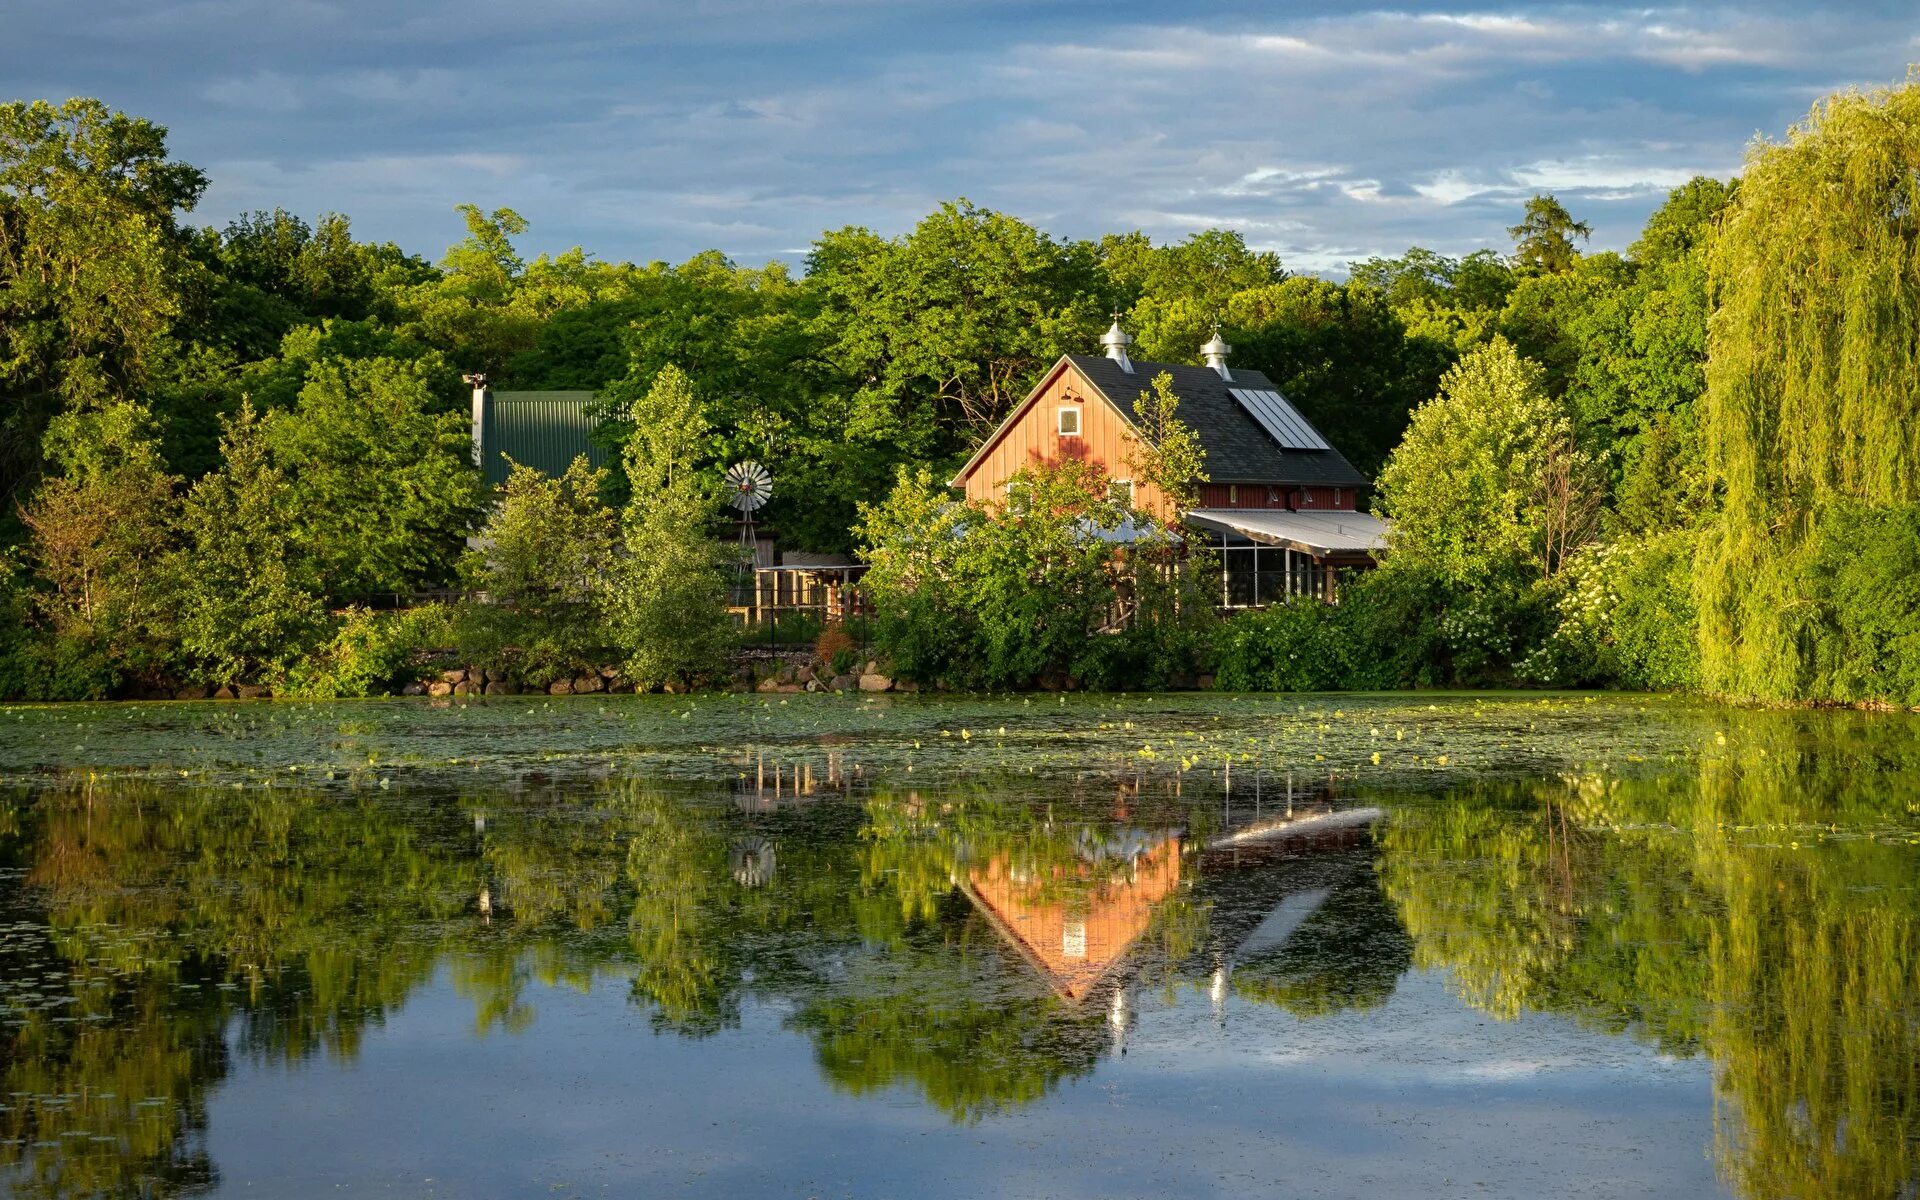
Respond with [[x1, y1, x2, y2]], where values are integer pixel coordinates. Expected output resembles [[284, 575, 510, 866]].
[[960, 363, 1174, 518], [1193, 483, 1358, 512]]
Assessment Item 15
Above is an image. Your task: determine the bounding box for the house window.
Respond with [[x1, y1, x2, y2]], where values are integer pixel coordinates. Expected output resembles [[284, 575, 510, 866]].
[[1334, 488, 1345, 507], [1057, 406, 1081, 436], [1109, 479, 1133, 507], [1005, 480, 1032, 513], [1229, 485, 1238, 505]]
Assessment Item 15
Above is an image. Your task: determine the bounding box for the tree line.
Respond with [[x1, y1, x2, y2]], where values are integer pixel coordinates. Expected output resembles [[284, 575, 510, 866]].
[[4, 78, 1920, 702]]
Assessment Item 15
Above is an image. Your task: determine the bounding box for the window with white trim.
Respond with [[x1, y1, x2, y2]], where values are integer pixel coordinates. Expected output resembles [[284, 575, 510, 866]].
[[1057, 406, 1081, 436], [1005, 479, 1032, 514]]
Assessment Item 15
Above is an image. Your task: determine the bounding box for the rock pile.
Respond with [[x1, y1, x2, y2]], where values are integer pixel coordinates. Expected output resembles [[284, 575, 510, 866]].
[[411, 664, 636, 697]]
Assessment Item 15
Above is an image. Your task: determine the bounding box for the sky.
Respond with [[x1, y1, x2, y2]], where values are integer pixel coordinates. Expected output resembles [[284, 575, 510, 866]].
[[8, 2, 1916, 274]]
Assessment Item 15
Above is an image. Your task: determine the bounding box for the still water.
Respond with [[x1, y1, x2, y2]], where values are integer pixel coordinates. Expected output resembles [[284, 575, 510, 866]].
[[0, 693, 1915, 1198]]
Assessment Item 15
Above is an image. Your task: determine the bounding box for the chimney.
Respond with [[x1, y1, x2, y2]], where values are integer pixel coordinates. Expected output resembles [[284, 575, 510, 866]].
[[1100, 316, 1134, 373], [464, 373, 488, 469], [1202, 327, 1232, 380]]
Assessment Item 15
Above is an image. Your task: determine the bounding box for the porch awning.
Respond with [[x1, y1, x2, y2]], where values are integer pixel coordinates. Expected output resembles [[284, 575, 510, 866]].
[[1183, 509, 1389, 557]]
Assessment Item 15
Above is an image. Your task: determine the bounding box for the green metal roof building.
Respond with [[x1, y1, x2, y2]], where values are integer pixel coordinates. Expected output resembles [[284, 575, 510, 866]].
[[470, 388, 609, 489]]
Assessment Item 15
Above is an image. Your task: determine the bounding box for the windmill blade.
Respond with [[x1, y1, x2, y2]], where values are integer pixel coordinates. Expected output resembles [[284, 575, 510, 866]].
[[726, 460, 774, 512]]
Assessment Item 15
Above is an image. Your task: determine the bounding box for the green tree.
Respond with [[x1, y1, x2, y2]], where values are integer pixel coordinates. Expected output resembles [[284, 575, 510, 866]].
[[1223, 278, 1451, 477], [1099, 228, 1284, 314], [808, 200, 1106, 449], [466, 455, 616, 604], [1699, 78, 1920, 702], [452, 455, 619, 686], [0, 98, 207, 511], [265, 356, 482, 600], [168, 402, 329, 685], [17, 401, 180, 691], [605, 365, 734, 687], [858, 459, 1145, 688], [1124, 371, 1208, 516], [1377, 338, 1600, 584], [1349, 247, 1515, 314], [1507, 193, 1591, 274]]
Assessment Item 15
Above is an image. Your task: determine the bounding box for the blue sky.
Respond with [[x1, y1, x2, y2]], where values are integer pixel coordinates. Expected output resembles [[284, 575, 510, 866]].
[[10, 2, 1916, 273]]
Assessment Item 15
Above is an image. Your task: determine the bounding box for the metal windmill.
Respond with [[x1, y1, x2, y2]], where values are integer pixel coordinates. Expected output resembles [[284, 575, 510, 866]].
[[725, 460, 773, 556]]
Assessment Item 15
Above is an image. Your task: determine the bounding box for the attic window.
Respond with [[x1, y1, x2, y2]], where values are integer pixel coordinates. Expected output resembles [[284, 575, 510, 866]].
[[1057, 406, 1081, 437]]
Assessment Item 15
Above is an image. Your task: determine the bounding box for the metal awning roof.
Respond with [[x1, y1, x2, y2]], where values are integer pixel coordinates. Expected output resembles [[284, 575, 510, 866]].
[[1184, 509, 1389, 556]]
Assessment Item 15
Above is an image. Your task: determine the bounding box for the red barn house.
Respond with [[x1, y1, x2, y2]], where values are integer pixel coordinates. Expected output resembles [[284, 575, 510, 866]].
[[950, 321, 1388, 605]]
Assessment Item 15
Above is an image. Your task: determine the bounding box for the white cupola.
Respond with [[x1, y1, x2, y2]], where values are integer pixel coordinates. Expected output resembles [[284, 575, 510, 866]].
[[1100, 316, 1134, 373], [1201, 327, 1232, 380]]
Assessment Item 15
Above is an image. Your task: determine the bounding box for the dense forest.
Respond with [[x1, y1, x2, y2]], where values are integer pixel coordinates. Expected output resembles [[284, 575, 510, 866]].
[[4, 78, 1920, 704]]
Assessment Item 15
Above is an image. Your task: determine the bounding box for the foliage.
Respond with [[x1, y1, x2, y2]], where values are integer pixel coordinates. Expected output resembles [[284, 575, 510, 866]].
[[1124, 371, 1208, 515], [858, 457, 1216, 690], [1216, 278, 1451, 477], [1699, 78, 1920, 702], [604, 366, 735, 688], [1519, 530, 1702, 690], [265, 356, 482, 600], [282, 605, 453, 699], [0, 99, 206, 511], [5, 84, 1917, 702], [1808, 503, 1920, 706], [1507, 193, 1592, 274], [464, 455, 616, 605], [809, 199, 1106, 445], [168, 403, 329, 685], [1378, 337, 1600, 585], [815, 624, 858, 675], [16, 401, 179, 688], [440, 453, 624, 685], [1212, 566, 1451, 691]]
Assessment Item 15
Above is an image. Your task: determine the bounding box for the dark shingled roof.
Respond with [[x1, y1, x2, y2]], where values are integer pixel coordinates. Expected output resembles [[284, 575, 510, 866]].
[[1067, 355, 1370, 489]]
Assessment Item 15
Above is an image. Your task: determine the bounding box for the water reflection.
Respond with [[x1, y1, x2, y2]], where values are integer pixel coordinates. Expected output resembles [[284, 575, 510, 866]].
[[0, 711, 1916, 1198]]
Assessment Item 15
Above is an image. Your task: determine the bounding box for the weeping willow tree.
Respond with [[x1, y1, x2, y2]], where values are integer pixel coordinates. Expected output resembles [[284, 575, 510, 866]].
[[1700, 76, 1920, 700]]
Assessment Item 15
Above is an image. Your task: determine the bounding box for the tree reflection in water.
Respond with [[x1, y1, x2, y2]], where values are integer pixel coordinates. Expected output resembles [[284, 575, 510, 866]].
[[0, 708, 1915, 1199], [1377, 711, 1920, 1200]]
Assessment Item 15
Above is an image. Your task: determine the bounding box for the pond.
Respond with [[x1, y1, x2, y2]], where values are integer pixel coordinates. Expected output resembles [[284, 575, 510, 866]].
[[0, 692, 1915, 1198]]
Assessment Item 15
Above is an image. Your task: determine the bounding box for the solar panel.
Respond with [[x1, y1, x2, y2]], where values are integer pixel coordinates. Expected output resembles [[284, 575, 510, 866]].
[[1228, 387, 1330, 451]]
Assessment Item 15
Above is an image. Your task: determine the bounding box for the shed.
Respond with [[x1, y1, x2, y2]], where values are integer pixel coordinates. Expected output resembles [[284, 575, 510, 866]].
[[469, 384, 607, 489]]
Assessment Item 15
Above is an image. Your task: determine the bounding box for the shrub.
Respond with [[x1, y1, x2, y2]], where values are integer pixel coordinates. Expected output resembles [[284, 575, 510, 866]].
[[283, 605, 454, 699], [448, 601, 612, 688], [1212, 567, 1453, 693], [1214, 600, 1347, 692], [1812, 503, 1920, 706], [859, 462, 1215, 690], [1521, 531, 1700, 690], [2, 631, 122, 701], [814, 625, 859, 676]]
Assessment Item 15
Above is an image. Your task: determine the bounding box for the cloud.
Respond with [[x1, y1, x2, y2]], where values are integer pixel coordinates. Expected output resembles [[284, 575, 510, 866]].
[[4, 2, 1913, 271]]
